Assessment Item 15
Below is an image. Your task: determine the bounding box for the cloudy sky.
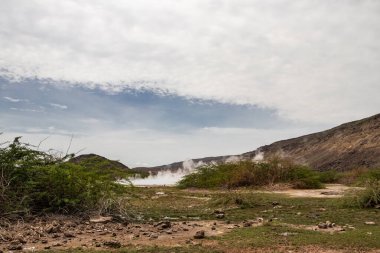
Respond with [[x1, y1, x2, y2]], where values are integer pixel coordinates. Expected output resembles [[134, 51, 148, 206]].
[[0, 0, 379, 167]]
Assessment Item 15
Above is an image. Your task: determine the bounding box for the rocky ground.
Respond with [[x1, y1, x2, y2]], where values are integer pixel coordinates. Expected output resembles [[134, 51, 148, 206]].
[[0, 214, 264, 251]]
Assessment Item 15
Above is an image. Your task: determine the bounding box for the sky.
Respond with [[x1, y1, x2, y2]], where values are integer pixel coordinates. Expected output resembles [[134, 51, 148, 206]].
[[0, 0, 379, 167]]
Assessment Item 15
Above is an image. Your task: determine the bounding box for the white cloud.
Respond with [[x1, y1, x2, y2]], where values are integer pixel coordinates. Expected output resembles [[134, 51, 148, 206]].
[[3, 96, 27, 102], [49, 103, 68, 110], [0, 0, 379, 124]]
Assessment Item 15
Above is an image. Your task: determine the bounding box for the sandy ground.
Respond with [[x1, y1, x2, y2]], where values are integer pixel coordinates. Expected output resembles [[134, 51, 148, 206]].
[[183, 184, 363, 198], [269, 184, 362, 198]]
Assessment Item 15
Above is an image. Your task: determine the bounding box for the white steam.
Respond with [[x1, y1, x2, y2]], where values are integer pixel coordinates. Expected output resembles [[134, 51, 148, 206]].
[[253, 151, 264, 161], [130, 159, 205, 186]]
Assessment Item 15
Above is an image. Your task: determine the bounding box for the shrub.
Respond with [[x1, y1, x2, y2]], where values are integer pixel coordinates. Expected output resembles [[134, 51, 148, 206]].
[[352, 180, 380, 208], [177, 158, 324, 189], [0, 137, 130, 215], [318, 170, 342, 183]]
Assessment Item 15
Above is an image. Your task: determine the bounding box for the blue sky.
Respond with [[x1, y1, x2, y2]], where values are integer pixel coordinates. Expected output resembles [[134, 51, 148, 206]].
[[1, 0, 379, 167]]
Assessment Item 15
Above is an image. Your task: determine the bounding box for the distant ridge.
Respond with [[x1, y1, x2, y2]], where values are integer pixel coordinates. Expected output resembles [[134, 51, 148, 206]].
[[136, 113, 380, 172]]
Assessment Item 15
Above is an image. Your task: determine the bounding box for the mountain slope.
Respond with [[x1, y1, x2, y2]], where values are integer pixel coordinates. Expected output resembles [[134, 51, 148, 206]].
[[136, 113, 380, 172]]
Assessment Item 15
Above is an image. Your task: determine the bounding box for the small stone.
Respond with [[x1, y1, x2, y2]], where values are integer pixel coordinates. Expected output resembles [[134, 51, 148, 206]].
[[243, 221, 253, 227], [194, 230, 205, 239], [46, 225, 61, 234], [17, 237, 27, 244], [8, 243, 23, 250], [150, 233, 158, 239], [44, 246, 51, 250], [365, 221, 376, 225], [41, 239, 48, 244], [318, 223, 328, 229], [272, 201, 280, 206], [154, 221, 171, 230], [95, 242, 102, 247], [90, 216, 113, 223], [211, 226, 216, 230], [64, 232, 76, 238], [215, 213, 225, 219]]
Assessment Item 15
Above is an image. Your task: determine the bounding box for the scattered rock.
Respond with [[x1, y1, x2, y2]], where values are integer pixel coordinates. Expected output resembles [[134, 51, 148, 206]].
[[154, 221, 171, 230], [8, 242, 23, 250], [45, 225, 61, 234], [44, 246, 51, 250], [194, 230, 205, 239], [41, 239, 48, 244], [272, 201, 280, 206], [365, 221, 376, 225], [103, 240, 121, 248], [318, 222, 328, 229], [64, 232, 76, 238], [325, 221, 334, 228], [89, 216, 113, 223]]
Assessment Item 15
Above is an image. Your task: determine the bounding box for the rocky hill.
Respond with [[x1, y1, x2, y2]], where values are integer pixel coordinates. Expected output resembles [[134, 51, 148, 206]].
[[136, 113, 380, 172]]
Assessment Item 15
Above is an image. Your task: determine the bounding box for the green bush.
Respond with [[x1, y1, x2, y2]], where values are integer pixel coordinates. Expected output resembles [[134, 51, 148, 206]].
[[351, 180, 380, 208], [0, 137, 130, 215], [355, 169, 380, 186], [177, 158, 324, 189], [318, 170, 342, 183]]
